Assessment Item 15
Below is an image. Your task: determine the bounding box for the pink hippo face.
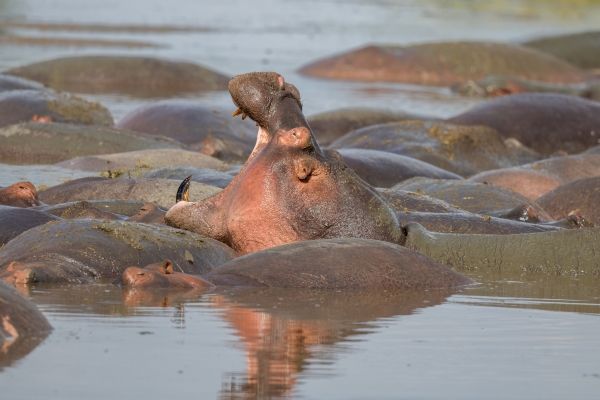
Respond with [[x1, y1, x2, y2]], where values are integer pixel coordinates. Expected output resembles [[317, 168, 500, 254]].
[[165, 72, 403, 255]]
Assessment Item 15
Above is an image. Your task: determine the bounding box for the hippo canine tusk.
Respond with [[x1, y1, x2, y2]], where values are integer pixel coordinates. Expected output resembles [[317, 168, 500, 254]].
[[175, 175, 192, 203], [232, 108, 243, 117]]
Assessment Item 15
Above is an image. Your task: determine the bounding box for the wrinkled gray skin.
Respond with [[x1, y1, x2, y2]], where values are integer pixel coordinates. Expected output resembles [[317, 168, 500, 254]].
[[404, 223, 600, 277], [165, 72, 403, 255]]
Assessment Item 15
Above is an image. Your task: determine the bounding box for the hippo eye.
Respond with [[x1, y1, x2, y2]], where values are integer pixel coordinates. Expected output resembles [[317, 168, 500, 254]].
[[137, 272, 145, 276]]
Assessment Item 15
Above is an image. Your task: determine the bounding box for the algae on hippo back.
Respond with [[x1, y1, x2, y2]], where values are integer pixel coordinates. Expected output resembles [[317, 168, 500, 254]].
[[404, 223, 600, 278]]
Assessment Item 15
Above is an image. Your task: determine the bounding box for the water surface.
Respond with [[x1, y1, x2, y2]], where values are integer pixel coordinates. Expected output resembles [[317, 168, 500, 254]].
[[1, 1, 600, 399]]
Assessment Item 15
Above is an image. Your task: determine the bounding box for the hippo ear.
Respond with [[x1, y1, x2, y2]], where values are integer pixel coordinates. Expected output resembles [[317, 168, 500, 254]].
[[164, 260, 174, 274]]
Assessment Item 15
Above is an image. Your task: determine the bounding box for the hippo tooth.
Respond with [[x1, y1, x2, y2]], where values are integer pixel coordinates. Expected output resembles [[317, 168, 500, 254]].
[[232, 108, 243, 117]]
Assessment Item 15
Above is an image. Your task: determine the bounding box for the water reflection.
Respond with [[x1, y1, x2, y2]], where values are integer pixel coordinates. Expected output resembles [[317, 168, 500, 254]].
[[208, 288, 458, 399], [0, 333, 49, 372]]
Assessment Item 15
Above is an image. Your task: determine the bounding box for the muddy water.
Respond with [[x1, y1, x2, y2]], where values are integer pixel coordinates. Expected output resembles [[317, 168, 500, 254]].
[[1, 0, 600, 399]]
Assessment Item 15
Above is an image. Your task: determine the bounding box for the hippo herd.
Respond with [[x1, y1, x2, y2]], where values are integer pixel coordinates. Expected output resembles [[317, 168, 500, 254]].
[[2, 33, 600, 347]]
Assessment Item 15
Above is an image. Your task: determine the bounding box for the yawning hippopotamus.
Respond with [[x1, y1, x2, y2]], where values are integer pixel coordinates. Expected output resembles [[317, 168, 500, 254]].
[[165, 72, 403, 254]]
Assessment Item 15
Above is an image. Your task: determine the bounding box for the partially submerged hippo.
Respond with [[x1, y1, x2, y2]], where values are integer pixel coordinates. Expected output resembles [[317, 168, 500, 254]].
[[0, 122, 182, 164], [447, 93, 600, 155], [165, 72, 404, 254], [468, 153, 600, 200], [0, 206, 60, 245], [298, 42, 588, 86], [0, 89, 113, 128], [536, 177, 600, 225], [0, 181, 42, 207], [404, 223, 600, 277], [116, 101, 258, 163], [0, 280, 51, 354], [523, 31, 600, 69], [119, 239, 473, 290], [0, 219, 237, 284], [329, 120, 540, 176], [38, 177, 221, 210], [119, 260, 214, 289], [5, 56, 230, 97]]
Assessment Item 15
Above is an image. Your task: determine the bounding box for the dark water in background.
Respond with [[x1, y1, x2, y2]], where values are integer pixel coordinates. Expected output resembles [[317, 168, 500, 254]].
[[1, 1, 600, 399]]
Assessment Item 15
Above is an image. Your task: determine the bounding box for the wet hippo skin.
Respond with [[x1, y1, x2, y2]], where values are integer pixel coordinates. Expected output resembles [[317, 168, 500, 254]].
[[165, 72, 403, 254]]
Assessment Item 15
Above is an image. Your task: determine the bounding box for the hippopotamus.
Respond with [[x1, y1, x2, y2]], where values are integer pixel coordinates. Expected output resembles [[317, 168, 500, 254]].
[[0, 89, 113, 128], [0, 74, 44, 92], [335, 148, 462, 188], [118, 238, 473, 290], [0, 219, 237, 284], [55, 149, 224, 174], [141, 167, 234, 189], [0, 206, 60, 245], [452, 75, 600, 100], [38, 177, 221, 210], [116, 101, 258, 163], [306, 108, 433, 146], [523, 31, 600, 69], [536, 176, 600, 225], [0, 182, 42, 208], [391, 178, 553, 219], [0, 280, 51, 347], [165, 72, 404, 254], [298, 42, 589, 86], [404, 222, 600, 277], [329, 120, 540, 177], [0, 122, 182, 164], [5, 55, 230, 97], [467, 153, 600, 200], [447, 93, 600, 155], [395, 212, 561, 235], [118, 260, 214, 289]]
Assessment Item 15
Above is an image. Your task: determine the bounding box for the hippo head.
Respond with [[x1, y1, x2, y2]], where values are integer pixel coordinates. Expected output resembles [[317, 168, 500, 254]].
[[165, 72, 403, 254], [119, 260, 174, 288], [0, 182, 43, 208]]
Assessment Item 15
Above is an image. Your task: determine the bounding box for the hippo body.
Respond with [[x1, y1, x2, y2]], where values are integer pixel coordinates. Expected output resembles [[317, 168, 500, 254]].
[[0, 280, 52, 342], [396, 212, 560, 235], [0, 206, 60, 245], [0, 122, 182, 164], [117, 102, 257, 163], [536, 177, 600, 225], [447, 93, 600, 155], [5, 56, 230, 97], [119, 239, 472, 290], [0, 220, 237, 284], [0, 89, 113, 128], [38, 177, 221, 210], [392, 178, 552, 219], [337, 148, 462, 187], [329, 120, 540, 176], [298, 42, 588, 86], [166, 72, 404, 254], [405, 223, 600, 277], [468, 153, 600, 200], [306, 108, 432, 146], [0, 74, 45, 92]]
